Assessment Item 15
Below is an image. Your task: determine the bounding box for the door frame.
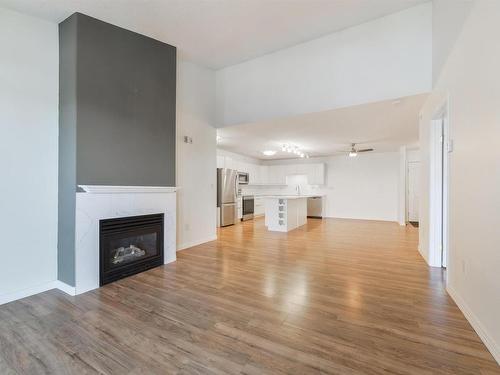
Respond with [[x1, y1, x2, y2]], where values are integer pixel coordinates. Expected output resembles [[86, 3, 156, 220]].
[[407, 160, 420, 223], [429, 99, 450, 269]]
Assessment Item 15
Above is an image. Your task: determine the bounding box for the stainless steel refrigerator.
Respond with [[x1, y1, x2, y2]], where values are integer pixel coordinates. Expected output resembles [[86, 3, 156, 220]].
[[217, 168, 238, 227]]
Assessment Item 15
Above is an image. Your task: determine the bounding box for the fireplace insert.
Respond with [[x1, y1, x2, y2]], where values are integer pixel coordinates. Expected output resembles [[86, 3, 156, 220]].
[[99, 213, 164, 286]]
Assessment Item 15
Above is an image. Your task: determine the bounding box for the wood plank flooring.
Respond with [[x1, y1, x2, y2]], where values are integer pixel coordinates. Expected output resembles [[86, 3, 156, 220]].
[[0, 218, 498, 374]]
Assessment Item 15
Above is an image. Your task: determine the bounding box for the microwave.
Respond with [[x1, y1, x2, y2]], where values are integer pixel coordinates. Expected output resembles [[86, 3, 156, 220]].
[[238, 172, 249, 184]]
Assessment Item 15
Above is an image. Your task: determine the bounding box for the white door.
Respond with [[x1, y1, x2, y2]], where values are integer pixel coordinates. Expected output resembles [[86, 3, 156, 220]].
[[408, 162, 420, 222]]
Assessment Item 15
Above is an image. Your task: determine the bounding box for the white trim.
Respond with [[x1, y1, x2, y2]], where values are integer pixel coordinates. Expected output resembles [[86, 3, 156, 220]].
[[0, 280, 81, 305], [398, 146, 407, 226], [78, 185, 176, 194], [54, 280, 77, 296], [429, 118, 443, 267], [0, 281, 56, 305], [322, 215, 398, 223], [447, 286, 500, 365], [428, 97, 450, 268], [177, 235, 218, 251]]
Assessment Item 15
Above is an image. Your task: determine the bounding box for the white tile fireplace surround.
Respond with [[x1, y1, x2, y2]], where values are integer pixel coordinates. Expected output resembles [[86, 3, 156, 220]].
[[73, 185, 176, 295]]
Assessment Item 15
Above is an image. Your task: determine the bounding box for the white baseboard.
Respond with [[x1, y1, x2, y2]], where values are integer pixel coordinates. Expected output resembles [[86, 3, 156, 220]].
[[54, 280, 77, 296], [0, 279, 82, 305], [447, 285, 500, 365], [177, 234, 217, 251], [0, 281, 58, 305], [323, 215, 397, 223]]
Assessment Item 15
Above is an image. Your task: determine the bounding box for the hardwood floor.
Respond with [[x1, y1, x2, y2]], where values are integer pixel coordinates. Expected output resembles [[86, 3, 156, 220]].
[[0, 218, 498, 374]]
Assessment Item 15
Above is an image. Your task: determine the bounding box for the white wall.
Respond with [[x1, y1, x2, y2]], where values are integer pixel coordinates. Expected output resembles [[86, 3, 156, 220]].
[[217, 148, 262, 166], [0, 8, 59, 303], [176, 60, 217, 250], [322, 153, 400, 221], [216, 3, 431, 127], [419, 0, 500, 363], [259, 152, 400, 222], [432, 0, 474, 85], [406, 149, 420, 162]]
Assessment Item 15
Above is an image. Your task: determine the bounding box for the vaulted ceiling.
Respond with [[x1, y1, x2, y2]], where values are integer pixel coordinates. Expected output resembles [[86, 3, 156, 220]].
[[217, 94, 427, 159], [1, 0, 427, 68]]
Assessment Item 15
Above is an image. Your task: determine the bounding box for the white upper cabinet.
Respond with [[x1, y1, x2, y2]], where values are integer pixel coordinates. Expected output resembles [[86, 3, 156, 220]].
[[218, 155, 325, 186], [225, 157, 234, 170], [265, 162, 325, 185], [295, 164, 309, 175], [267, 165, 287, 184], [234, 160, 244, 173], [217, 156, 234, 169], [247, 163, 259, 184], [259, 165, 268, 184], [216, 155, 225, 169], [283, 164, 297, 177]]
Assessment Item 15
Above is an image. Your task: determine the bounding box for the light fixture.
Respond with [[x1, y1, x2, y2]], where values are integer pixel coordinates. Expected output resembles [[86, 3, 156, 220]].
[[262, 150, 276, 156], [281, 143, 309, 158], [349, 151, 358, 158]]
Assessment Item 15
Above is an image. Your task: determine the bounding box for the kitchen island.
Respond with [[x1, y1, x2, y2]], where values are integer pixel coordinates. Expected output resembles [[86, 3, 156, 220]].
[[263, 196, 309, 232]]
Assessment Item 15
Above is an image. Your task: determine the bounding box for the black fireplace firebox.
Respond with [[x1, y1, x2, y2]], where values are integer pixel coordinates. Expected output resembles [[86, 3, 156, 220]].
[[99, 213, 164, 286]]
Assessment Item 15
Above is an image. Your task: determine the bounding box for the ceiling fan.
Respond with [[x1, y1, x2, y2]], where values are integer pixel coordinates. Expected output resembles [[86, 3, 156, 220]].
[[343, 143, 374, 157]]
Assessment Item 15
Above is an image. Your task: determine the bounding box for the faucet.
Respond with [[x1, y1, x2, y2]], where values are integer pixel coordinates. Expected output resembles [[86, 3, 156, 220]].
[[296, 185, 301, 196]]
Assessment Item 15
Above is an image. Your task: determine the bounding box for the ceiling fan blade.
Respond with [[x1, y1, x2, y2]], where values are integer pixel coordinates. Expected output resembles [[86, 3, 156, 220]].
[[357, 148, 374, 153]]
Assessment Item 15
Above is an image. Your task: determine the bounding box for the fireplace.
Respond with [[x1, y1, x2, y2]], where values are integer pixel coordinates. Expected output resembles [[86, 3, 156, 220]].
[[99, 213, 164, 286]]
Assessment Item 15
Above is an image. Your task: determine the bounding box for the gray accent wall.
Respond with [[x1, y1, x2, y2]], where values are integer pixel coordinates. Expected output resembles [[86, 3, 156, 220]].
[[58, 13, 177, 286], [58, 14, 77, 286], [76, 14, 176, 186]]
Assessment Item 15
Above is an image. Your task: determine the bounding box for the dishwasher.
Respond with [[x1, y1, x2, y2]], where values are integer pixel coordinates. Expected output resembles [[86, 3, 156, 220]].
[[307, 196, 323, 218]]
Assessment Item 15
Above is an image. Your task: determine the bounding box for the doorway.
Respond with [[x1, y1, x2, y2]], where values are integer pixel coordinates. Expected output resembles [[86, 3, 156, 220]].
[[430, 104, 449, 269], [407, 161, 420, 226]]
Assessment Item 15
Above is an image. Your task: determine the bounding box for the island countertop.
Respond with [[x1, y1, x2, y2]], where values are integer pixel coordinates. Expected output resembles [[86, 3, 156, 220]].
[[257, 195, 324, 199], [263, 196, 310, 232]]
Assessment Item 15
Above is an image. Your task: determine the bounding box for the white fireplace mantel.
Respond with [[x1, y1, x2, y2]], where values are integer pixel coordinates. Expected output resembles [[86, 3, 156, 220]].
[[78, 185, 177, 194], [74, 186, 176, 295]]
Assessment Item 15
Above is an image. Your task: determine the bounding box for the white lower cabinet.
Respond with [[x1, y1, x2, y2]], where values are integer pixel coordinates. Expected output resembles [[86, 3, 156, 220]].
[[237, 196, 242, 220], [264, 197, 308, 232], [254, 197, 265, 216]]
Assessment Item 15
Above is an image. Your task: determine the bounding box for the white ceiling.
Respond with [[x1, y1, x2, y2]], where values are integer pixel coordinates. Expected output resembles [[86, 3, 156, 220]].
[[1, 0, 427, 68], [217, 94, 428, 160]]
